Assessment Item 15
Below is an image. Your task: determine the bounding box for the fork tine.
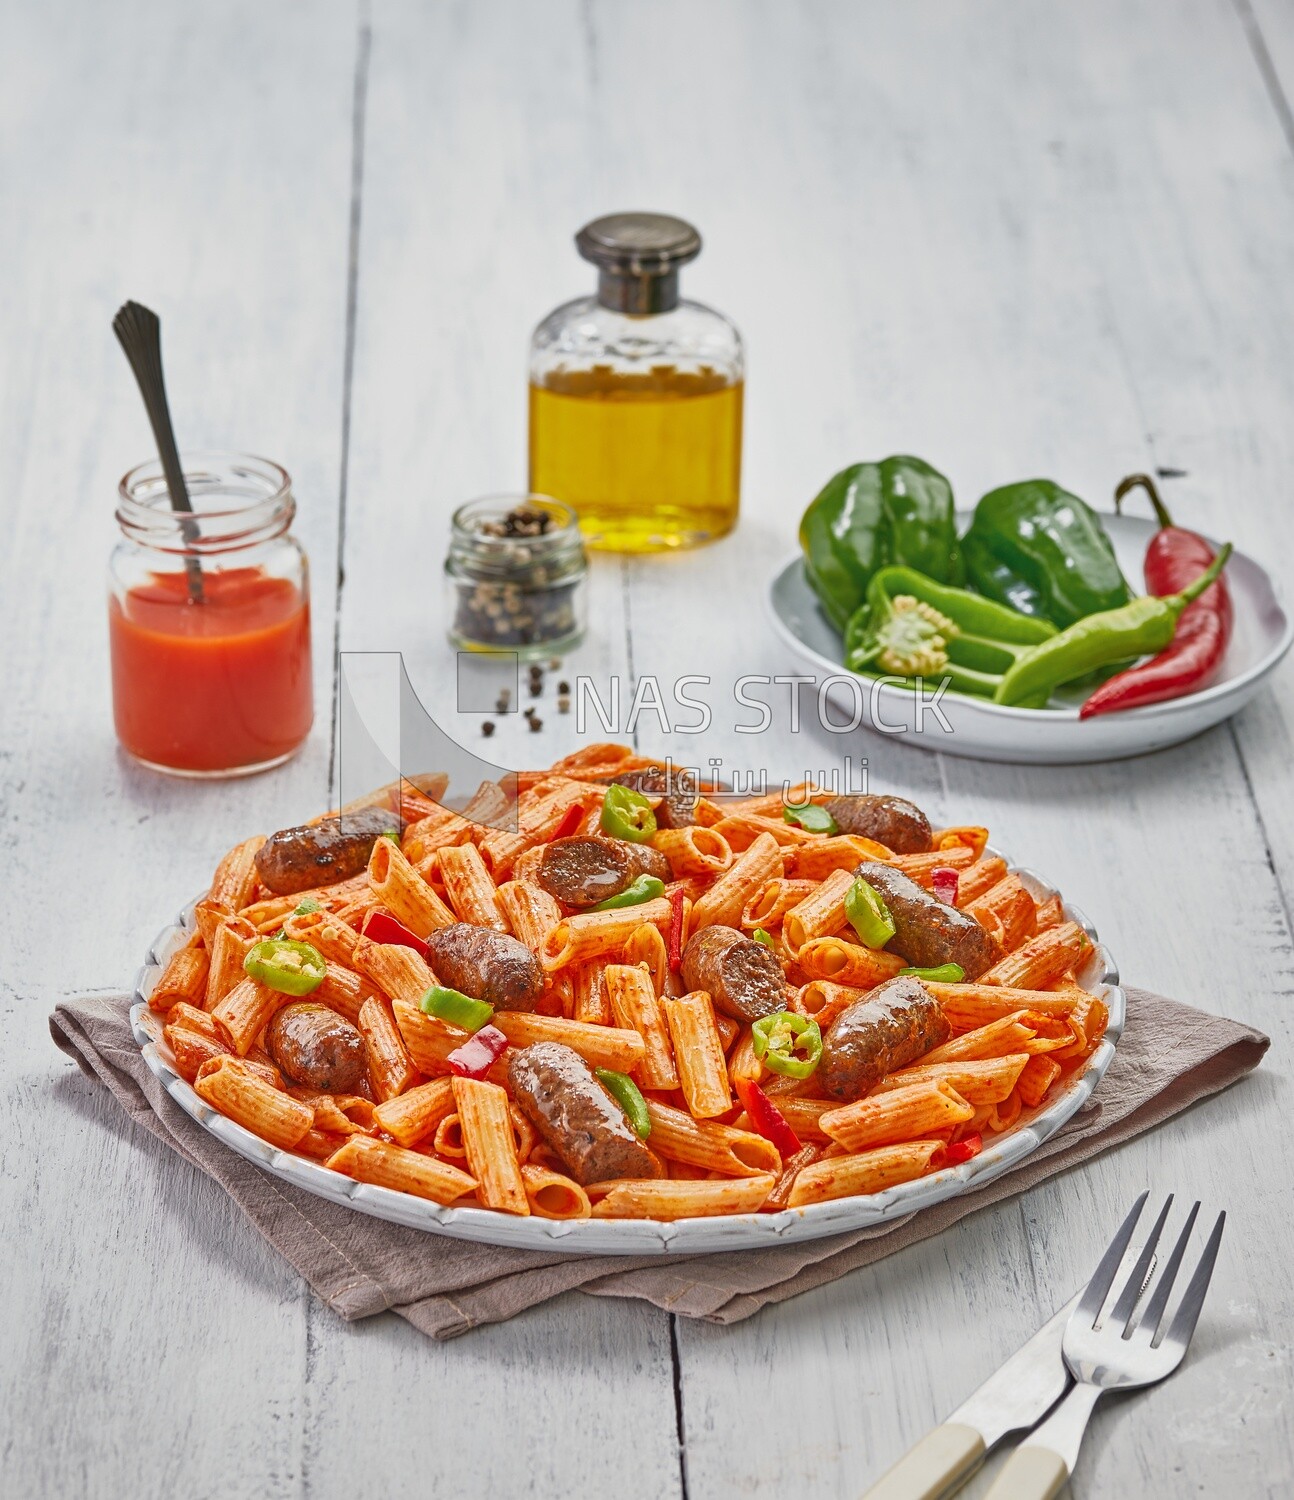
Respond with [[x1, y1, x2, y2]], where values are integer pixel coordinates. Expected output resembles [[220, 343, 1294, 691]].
[[1076, 1190, 1148, 1325], [1138, 1200, 1200, 1342], [1161, 1211, 1226, 1351], [1111, 1194, 1173, 1334]]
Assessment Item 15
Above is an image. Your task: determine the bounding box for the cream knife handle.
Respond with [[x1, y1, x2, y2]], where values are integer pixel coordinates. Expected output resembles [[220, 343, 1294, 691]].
[[984, 1378, 1102, 1500], [860, 1423, 986, 1499]]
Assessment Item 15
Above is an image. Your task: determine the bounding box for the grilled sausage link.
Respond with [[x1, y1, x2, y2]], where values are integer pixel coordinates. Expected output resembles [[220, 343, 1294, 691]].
[[855, 860, 996, 979], [823, 795, 932, 854], [536, 835, 672, 909], [680, 925, 787, 1022], [508, 1042, 663, 1185], [254, 806, 397, 896], [426, 923, 544, 1012], [819, 976, 950, 1102], [611, 766, 700, 828], [265, 1002, 368, 1093]]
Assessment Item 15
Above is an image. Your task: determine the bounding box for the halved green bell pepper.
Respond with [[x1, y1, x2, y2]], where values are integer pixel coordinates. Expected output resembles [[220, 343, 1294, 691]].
[[961, 480, 1134, 629], [844, 566, 1057, 700], [800, 457, 964, 632]]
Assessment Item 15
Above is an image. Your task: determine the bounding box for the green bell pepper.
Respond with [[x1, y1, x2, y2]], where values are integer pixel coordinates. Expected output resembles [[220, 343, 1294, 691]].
[[799, 456, 964, 632], [592, 874, 666, 910], [962, 480, 1134, 629], [420, 985, 494, 1033], [595, 1069, 652, 1138], [844, 877, 896, 948], [844, 566, 1057, 701]]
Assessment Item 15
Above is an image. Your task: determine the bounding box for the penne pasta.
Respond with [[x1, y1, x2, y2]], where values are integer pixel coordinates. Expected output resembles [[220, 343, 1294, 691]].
[[540, 897, 673, 970], [931, 825, 990, 860], [890, 845, 978, 887], [150, 945, 210, 1013], [663, 991, 733, 1118], [371, 1075, 456, 1148], [325, 1134, 477, 1206], [211, 976, 283, 1056], [589, 1175, 776, 1219], [818, 1080, 975, 1152], [571, 959, 613, 1026], [491, 1011, 646, 1074], [782, 868, 855, 957], [651, 825, 734, 878], [452, 1077, 529, 1214], [921, 1013, 1038, 1065], [208, 835, 266, 912], [192, 897, 233, 952], [768, 1095, 836, 1144], [520, 1163, 591, 1220], [795, 933, 906, 988], [495, 879, 563, 953], [204, 915, 259, 1011], [401, 805, 474, 863], [791, 980, 868, 1033], [690, 832, 783, 930], [713, 812, 817, 852], [367, 837, 456, 936], [622, 922, 669, 997], [357, 995, 419, 1101], [436, 842, 509, 932], [604, 963, 678, 1089], [311, 961, 376, 1025], [741, 877, 818, 930], [352, 936, 437, 1005], [980, 922, 1091, 989], [784, 835, 893, 881], [280, 909, 362, 966], [1017, 1054, 1064, 1108], [643, 1099, 781, 1177], [787, 1140, 944, 1207], [875, 1053, 1031, 1105], [965, 873, 1036, 954], [954, 856, 1009, 908], [165, 1025, 230, 1082], [194, 1056, 312, 1150]]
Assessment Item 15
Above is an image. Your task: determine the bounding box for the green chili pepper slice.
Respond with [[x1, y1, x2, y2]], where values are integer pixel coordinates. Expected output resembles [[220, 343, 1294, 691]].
[[592, 874, 666, 911], [293, 897, 322, 915], [420, 985, 494, 1033], [751, 1012, 823, 1079], [596, 1069, 651, 1138], [381, 828, 400, 843], [243, 938, 327, 996], [898, 963, 966, 983], [845, 877, 896, 949], [753, 928, 775, 949], [599, 783, 658, 843], [783, 800, 838, 835]]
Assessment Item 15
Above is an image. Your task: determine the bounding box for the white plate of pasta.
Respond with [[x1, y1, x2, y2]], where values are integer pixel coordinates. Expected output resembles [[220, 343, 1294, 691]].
[[130, 747, 1123, 1254]]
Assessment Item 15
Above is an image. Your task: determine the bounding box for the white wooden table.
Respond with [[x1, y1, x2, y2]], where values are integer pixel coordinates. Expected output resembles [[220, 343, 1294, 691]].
[[3, 2, 1292, 1494]]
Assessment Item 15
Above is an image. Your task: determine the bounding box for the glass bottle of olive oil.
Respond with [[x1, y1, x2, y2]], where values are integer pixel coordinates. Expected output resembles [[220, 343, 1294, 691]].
[[528, 213, 744, 553]]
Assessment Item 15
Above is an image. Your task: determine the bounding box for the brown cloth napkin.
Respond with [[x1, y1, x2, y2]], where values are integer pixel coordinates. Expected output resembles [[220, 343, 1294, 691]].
[[51, 990, 1267, 1340]]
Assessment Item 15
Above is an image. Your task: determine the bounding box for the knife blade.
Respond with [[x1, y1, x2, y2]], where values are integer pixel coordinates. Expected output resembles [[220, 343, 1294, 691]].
[[860, 1246, 1151, 1500]]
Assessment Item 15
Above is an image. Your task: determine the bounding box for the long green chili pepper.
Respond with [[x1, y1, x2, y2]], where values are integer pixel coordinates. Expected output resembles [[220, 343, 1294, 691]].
[[898, 963, 966, 982], [994, 546, 1232, 707], [420, 985, 494, 1033], [592, 874, 665, 910], [596, 1069, 651, 1137], [243, 938, 326, 996], [599, 783, 657, 843], [845, 877, 896, 949]]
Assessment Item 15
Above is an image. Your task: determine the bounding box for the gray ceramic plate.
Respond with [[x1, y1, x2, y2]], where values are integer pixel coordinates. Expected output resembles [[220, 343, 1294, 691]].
[[130, 853, 1123, 1255], [767, 514, 1291, 764]]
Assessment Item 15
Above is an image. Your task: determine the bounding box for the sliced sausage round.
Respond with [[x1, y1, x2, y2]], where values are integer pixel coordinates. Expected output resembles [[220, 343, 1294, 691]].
[[823, 795, 932, 854], [612, 766, 699, 828], [255, 806, 398, 895], [265, 1002, 368, 1093], [855, 860, 996, 979], [536, 835, 672, 909], [426, 923, 544, 1012], [507, 1042, 664, 1185], [818, 976, 950, 1102], [680, 925, 787, 1022]]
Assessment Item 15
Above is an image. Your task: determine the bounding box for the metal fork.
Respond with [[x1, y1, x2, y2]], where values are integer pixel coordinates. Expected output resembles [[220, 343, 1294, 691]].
[[983, 1192, 1226, 1499]]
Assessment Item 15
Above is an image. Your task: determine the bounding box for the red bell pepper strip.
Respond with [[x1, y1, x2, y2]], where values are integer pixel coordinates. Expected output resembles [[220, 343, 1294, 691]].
[[942, 1132, 983, 1167], [362, 908, 427, 953], [1080, 474, 1234, 718], [667, 887, 686, 972], [445, 1023, 509, 1080], [552, 801, 585, 841], [733, 1076, 802, 1158], [931, 867, 960, 906]]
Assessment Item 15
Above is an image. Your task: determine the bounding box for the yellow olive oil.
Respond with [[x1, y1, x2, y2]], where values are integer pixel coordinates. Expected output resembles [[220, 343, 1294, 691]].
[[528, 365, 743, 552]]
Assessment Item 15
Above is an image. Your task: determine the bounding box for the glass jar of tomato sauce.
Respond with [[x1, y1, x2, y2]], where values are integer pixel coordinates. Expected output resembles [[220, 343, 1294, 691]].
[[109, 452, 313, 776]]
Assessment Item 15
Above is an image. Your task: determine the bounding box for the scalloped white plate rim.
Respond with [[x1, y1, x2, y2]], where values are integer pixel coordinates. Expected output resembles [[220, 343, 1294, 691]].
[[130, 851, 1123, 1255]]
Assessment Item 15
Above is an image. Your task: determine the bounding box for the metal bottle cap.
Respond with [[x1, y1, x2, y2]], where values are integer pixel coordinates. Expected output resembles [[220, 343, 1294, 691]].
[[576, 212, 702, 315]]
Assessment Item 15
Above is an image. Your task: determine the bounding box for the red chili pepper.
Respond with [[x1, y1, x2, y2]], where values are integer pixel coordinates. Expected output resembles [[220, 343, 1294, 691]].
[[942, 1132, 983, 1167], [733, 1076, 802, 1158], [931, 867, 960, 906], [362, 909, 427, 953], [552, 801, 585, 841], [667, 887, 686, 972], [445, 1023, 509, 1080], [1080, 475, 1234, 719]]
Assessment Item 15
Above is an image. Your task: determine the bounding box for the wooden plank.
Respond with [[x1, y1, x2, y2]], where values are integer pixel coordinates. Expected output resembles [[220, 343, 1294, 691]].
[[0, 1, 358, 1494], [557, 1, 1294, 1495], [310, 4, 684, 1495]]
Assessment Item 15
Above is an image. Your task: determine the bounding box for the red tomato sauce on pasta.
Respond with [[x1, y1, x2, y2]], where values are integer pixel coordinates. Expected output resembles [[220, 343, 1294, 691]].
[[109, 567, 312, 772]]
